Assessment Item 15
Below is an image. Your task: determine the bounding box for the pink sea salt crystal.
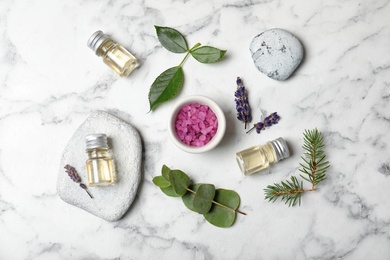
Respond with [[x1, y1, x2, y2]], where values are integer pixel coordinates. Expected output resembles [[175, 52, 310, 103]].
[[198, 111, 206, 120], [175, 102, 218, 147]]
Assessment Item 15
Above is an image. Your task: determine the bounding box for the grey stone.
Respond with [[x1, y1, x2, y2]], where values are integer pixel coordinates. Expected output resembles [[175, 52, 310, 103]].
[[57, 111, 142, 221], [250, 28, 304, 81]]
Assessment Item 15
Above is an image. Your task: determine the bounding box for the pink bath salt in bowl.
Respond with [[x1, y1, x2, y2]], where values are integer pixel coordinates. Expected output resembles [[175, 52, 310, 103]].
[[175, 103, 218, 147], [168, 95, 226, 153]]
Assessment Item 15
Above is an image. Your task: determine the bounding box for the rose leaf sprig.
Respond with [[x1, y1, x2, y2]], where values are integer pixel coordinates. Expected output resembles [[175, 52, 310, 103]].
[[148, 26, 226, 111], [264, 129, 330, 206], [64, 164, 93, 199], [246, 112, 280, 134], [153, 165, 245, 228], [234, 77, 252, 129]]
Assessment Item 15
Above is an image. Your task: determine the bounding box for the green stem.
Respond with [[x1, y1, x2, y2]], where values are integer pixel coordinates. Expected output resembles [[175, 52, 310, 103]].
[[189, 42, 201, 52], [274, 188, 316, 196], [212, 200, 247, 215], [311, 141, 317, 190], [187, 188, 246, 215], [178, 42, 201, 67]]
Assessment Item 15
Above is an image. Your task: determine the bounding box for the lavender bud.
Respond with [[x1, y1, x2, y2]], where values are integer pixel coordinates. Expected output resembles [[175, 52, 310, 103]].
[[248, 112, 281, 134], [234, 77, 252, 129], [64, 164, 93, 199]]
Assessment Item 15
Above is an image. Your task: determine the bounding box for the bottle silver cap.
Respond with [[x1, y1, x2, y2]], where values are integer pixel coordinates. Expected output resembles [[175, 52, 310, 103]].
[[87, 30, 109, 54], [270, 137, 290, 162], [86, 134, 109, 150]]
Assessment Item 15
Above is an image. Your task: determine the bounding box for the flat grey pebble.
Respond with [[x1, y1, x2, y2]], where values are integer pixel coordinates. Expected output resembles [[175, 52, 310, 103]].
[[57, 111, 142, 221], [250, 28, 304, 81]]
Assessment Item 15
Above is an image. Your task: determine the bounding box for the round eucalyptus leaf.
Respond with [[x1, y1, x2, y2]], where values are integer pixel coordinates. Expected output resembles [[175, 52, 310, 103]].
[[169, 169, 190, 196], [161, 186, 181, 197], [182, 184, 201, 212], [193, 184, 215, 214], [162, 164, 171, 181], [153, 176, 170, 188], [203, 189, 240, 228]]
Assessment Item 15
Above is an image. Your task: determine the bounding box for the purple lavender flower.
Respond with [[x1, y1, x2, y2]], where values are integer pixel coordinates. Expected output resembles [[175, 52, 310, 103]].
[[255, 122, 264, 133], [247, 112, 280, 134], [64, 164, 93, 198], [234, 77, 252, 129], [65, 164, 81, 182]]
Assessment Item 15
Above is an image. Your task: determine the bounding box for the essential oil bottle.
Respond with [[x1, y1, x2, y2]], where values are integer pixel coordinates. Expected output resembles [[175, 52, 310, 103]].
[[87, 30, 138, 76], [236, 137, 290, 176], [85, 134, 116, 186]]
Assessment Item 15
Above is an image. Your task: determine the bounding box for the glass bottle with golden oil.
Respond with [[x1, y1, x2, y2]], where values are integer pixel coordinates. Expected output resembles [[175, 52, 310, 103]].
[[87, 30, 139, 76], [85, 134, 116, 186], [236, 137, 290, 176]]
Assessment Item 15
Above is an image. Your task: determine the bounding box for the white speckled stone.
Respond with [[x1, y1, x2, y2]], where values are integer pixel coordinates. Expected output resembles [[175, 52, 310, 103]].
[[57, 111, 142, 221], [250, 28, 304, 81]]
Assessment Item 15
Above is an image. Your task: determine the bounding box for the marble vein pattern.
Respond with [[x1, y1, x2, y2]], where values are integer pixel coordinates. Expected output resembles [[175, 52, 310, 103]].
[[1, 0, 390, 259]]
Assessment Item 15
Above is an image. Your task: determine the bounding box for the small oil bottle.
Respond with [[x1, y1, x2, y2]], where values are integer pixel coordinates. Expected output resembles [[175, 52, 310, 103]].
[[236, 137, 290, 176], [87, 30, 139, 76], [85, 134, 116, 186]]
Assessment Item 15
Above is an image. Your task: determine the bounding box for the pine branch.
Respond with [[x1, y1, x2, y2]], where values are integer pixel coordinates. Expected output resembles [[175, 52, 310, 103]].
[[264, 128, 330, 206], [299, 129, 330, 189], [264, 176, 305, 206]]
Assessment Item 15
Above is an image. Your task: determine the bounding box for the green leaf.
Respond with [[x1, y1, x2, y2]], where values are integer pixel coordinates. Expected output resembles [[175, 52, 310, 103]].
[[182, 184, 202, 212], [190, 46, 226, 63], [155, 26, 188, 53], [152, 176, 170, 188], [203, 189, 240, 228], [193, 184, 215, 214], [161, 186, 181, 197], [162, 165, 171, 181], [148, 66, 184, 111], [169, 170, 190, 196]]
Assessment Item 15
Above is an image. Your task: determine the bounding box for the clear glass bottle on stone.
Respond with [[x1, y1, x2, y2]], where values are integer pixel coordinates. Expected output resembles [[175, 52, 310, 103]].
[[87, 30, 139, 76], [236, 137, 290, 176], [86, 134, 117, 186]]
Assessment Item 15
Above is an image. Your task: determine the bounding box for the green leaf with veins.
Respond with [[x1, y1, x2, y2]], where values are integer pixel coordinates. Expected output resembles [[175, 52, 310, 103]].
[[190, 46, 227, 63], [148, 66, 184, 111], [155, 26, 188, 53]]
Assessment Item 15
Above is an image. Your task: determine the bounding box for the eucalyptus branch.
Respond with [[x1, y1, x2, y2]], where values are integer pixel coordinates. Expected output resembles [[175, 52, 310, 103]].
[[264, 129, 330, 206], [153, 165, 244, 227]]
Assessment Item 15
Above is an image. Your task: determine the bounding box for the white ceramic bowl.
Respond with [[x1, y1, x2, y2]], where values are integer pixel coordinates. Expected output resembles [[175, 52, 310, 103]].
[[168, 95, 226, 153]]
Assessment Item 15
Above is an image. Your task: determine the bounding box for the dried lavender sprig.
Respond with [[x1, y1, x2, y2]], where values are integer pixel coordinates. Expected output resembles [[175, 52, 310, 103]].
[[64, 164, 93, 198], [235, 77, 252, 129], [246, 112, 280, 134]]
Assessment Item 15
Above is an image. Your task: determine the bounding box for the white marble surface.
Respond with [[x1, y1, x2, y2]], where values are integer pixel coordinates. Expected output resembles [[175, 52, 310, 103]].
[[1, 0, 390, 259]]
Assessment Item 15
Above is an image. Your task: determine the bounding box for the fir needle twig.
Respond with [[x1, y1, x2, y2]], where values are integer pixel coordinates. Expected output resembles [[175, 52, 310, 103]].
[[264, 129, 330, 206]]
